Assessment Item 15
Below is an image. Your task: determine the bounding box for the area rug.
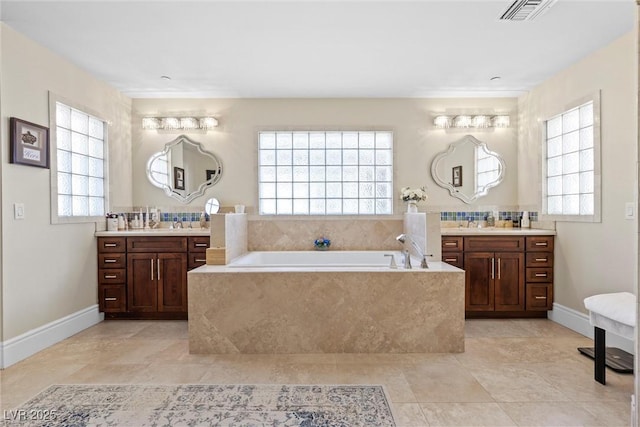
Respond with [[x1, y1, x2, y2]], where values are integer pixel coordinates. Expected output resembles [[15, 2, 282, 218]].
[[6, 384, 396, 426]]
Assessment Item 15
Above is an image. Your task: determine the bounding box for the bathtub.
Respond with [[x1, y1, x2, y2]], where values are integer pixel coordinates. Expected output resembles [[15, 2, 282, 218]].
[[228, 250, 404, 268], [188, 251, 465, 354]]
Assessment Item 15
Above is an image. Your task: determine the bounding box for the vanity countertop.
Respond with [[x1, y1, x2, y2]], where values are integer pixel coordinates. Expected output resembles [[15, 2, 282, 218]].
[[95, 229, 211, 237], [441, 227, 556, 236]]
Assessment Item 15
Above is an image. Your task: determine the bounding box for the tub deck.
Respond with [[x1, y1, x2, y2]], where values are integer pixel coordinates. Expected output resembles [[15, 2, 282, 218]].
[[188, 257, 465, 354]]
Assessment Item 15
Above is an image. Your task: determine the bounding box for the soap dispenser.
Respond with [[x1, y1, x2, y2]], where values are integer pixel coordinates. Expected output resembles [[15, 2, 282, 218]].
[[521, 211, 530, 228]]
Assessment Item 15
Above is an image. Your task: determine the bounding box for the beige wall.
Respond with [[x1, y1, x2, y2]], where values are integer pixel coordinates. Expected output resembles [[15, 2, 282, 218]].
[[0, 24, 132, 339], [131, 98, 518, 213], [518, 31, 638, 313]]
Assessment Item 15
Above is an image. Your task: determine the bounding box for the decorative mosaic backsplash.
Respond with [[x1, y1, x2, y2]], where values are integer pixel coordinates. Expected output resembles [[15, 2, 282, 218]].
[[440, 211, 539, 222]]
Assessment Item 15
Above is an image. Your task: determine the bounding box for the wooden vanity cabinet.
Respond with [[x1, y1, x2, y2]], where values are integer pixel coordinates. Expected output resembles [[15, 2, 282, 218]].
[[188, 236, 210, 269], [442, 234, 554, 318], [525, 236, 554, 311], [442, 236, 464, 269], [97, 237, 127, 313], [98, 235, 209, 319], [463, 237, 525, 313]]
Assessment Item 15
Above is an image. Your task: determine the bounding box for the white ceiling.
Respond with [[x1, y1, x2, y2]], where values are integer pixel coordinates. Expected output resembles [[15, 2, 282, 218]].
[[0, 0, 635, 98]]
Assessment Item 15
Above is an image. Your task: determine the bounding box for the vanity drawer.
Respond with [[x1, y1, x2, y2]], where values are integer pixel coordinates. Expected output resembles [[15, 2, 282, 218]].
[[525, 267, 553, 282], [188, 236, 210, 252], [525, 236, 554, 252], [464, 236, 525, 252], [98, 253, 126, 269], [526, 252, 553, 268], [526, 283, 553, 310], [98, 268, 126, 284], [188, 253, 208, 270], [98, 237, 126, 253], [442, 236, 463, 252], [99, 284, 126, 313], [442, 253, 464, 269], [127, 237, 187, 253]]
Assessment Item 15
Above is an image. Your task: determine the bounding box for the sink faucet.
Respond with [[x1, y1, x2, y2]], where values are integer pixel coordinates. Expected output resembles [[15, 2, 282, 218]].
[[467, 217, 476, 228], [396, 233, 429, 268], [173, 218, 183, 229]]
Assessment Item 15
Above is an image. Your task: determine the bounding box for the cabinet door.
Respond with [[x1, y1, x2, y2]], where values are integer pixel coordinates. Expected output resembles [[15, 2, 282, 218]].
[[157, 253, 187, 312], [464, 252, 495, 311], [494, 252, 525, 311], [127, 253, 157, 312]]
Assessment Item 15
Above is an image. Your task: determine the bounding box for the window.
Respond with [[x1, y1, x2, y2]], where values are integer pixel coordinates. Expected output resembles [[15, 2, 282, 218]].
[[258, 131, 393, 215], [542, 94, 600, 221], [50, 97, 108, 223]]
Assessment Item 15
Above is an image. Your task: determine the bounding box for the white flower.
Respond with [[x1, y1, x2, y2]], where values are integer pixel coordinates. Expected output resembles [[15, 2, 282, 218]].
[[400, 186, 428, 202]]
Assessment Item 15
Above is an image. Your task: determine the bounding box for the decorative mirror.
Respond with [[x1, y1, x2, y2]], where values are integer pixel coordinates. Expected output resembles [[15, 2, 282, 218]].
[[147, 135, 223, 203], [205, 197, 220, 214], [430, 135, 505, 204]]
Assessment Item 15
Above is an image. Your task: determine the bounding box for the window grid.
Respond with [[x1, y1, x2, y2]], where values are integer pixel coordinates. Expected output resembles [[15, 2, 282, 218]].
[[56, 102, 106, 217], [259, 131, 393, 215], [544, 101, 595, 216]]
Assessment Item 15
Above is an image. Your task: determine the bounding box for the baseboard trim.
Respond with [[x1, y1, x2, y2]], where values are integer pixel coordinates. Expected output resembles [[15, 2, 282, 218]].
[[549, 302, 635, 355], [1, 305, 104, 368]]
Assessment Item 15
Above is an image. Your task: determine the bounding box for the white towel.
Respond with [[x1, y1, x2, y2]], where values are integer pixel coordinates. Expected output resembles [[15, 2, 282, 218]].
[[584, 292, 636, 327]]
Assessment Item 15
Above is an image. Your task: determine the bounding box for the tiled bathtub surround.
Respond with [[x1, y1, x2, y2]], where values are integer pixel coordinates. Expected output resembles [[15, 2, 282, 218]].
[[440, 211, 539, 222], [189, 267, 465, 353], [248, 219, 404, 251]]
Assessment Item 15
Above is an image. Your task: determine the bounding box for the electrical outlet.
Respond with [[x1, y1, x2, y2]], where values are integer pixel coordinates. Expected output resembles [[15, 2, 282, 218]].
[[14, 203, 25, 220], [625, 202, 635, 220]]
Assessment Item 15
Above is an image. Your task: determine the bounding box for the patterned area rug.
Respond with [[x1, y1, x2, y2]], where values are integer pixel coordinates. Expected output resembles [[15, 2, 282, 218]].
[[6, 384, 396, 426]]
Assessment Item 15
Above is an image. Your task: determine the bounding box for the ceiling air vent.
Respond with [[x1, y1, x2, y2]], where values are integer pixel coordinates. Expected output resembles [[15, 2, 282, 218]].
[[500, 0, 558, 21]]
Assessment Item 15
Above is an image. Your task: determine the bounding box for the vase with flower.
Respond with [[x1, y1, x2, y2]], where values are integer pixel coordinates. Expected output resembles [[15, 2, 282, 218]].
[[314, 237, 331, 251], [400, 186, 428, 213]]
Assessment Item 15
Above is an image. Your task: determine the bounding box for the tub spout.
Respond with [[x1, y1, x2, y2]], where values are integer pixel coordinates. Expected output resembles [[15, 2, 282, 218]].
[[402, 250, 412, 269], [396, 233, 429, 269]]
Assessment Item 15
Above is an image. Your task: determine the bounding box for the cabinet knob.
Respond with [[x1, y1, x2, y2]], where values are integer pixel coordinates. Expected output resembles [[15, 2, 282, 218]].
[[444, 258, 457, 262], [195, 243, 208, 247], [535, 273, 548, 277], [534, 296, 547, 300], [195, 258, 206, 262], [104, 259, 117, 263], [535, 258, 548, 262], [104, 243, 117, 247], [444, 242, 457, 246], [534, 242, 548, 246], [104, 297, 117, 301], [104, 275, 117, 279]]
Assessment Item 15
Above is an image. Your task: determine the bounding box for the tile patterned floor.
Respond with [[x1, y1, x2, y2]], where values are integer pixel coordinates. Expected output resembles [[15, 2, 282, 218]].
[[0, 319, 633, 426]]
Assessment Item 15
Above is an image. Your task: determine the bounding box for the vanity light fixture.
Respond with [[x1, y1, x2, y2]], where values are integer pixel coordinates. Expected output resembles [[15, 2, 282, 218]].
[[141, 116, 219, 130], [433, 114, 511, 129], [453, 115, 472, 128], [471, 115, 492, 128], [433, 115, 452, 129]]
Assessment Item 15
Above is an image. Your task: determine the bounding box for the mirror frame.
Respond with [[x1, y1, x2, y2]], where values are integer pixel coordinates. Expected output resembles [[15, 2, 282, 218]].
[[146, 135, 223, 204], [430, 134, 505, 204]]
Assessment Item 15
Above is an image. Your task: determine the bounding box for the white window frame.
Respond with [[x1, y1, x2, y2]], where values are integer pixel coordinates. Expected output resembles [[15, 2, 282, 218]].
[[258, 130, 394, 216], [541, 92, 601, 223], [49, 93, 109, 224]]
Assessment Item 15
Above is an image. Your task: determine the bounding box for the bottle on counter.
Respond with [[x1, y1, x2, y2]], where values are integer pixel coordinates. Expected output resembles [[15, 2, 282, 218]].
[[118, 214, 125, 230], [486, 212, 495, 227], [521, 211, 530, 228], [199, 211, 207, 229]]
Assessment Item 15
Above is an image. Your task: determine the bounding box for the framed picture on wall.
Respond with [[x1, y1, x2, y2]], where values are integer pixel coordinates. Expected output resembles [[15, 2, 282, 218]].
[[174, 166, 185, 190], [10, 117, 50, 168], [452, 165, 463, 187]]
